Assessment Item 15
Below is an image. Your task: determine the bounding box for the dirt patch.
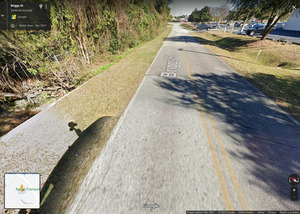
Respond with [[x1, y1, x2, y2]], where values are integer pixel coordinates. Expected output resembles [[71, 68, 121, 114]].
[[0, 109, 39, 137]]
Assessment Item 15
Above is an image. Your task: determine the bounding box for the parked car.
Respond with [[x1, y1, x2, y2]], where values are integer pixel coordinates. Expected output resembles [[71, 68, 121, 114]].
[[240, 23, 248, 28], [234, 22, 241, 27], [210, 23, 221, 29], [248, 22, 258, 28], [196, 23, 211, 31], [245, 23, 273, 36]]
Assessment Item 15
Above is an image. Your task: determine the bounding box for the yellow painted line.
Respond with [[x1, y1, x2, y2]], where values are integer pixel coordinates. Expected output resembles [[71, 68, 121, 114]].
[[181, 44, 234, 210], [184, 46, 249, 210]]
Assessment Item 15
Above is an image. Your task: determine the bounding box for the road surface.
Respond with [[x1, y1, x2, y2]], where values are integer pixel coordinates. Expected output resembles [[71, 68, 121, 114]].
[[66, 23, 300, 213]]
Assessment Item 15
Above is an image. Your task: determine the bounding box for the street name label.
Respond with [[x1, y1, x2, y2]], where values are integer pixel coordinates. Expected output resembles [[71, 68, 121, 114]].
[[5, 173, 40, 209], [160, 55, 181, 77]]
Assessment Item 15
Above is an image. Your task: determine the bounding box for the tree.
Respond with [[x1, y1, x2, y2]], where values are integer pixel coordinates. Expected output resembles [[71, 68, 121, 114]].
[[230, 0, 300, 40], [188, 8, 200, 22], [210, 6, 229, 25], [226, 10, 241, 21], [226, 6, 258, 33], [199, 6, 213, 22], [188, 6, 213, 23]]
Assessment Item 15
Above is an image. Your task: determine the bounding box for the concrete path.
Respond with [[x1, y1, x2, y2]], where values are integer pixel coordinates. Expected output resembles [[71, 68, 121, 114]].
[[66, 23, 300, 213]]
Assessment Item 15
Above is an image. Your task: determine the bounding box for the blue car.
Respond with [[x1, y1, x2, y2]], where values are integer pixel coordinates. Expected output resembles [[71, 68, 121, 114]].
[[245, 24, 273, 36]]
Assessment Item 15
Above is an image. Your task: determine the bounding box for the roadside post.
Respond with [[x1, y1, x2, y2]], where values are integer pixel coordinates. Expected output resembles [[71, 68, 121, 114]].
[[255, 49, 262, 62]]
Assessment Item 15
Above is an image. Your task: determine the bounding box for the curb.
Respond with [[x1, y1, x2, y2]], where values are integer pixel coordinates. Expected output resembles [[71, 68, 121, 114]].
[[292, 42, 300, 45]]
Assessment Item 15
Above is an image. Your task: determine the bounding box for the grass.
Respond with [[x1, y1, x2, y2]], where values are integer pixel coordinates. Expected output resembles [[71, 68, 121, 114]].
[[181, 23, 196, 31], [190, 31, 300, 120], [75, 42, 146, 85], [55, 26, 172, 130], [35, 26, 172, 213]]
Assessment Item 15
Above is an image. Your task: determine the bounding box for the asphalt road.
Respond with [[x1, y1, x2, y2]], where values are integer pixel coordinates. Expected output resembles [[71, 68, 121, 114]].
[[263, 29, 300, 43], [66, 23, 300, 213]]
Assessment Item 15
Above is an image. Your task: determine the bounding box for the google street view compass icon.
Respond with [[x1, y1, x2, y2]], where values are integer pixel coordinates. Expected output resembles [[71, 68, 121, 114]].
[[288, 174, 300, 186]]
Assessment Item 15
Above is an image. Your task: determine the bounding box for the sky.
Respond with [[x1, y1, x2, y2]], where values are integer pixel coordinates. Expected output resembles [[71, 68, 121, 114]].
[[169, 0, 234, 16]]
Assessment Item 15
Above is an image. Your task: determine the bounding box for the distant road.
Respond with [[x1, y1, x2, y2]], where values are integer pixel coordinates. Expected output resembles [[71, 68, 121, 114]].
[[66, 23, 300, 213]]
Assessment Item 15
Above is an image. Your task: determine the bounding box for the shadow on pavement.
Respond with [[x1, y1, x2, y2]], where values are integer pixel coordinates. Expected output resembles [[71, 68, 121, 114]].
[[166, 35, 200, 44], [249, 73, 300, 120], [166, 35, 255, 64], [166, 35, 257, 51], [193, 36, 257, 51], [178, 48, 250, 64], [25, 116, 118, 214], [155, 72, 300, 208]]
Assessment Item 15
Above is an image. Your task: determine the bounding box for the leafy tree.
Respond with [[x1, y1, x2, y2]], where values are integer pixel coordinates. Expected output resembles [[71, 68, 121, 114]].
[[226, 10, 241, 21], [199, 6, 213, 22], [230, 0, 300, 40], [188, 6, 212, 23], [188, 8, 200, 22]]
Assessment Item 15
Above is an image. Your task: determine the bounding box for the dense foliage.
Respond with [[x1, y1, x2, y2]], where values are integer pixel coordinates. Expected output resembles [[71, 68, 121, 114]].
[[0, 0, 170, 103], [188, 6, 212, 23]]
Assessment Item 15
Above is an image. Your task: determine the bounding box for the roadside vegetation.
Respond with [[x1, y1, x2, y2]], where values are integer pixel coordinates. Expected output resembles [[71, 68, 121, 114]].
[[36, 27, 173, 213], [56, 27, 172, 130], [0, 0, 170, 136], [190, 31, 300, 120]]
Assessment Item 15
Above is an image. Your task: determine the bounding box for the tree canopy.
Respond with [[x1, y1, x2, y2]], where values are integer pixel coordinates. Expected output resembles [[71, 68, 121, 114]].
[[230, 0, 300, 40], [188, 6, 212, 23]]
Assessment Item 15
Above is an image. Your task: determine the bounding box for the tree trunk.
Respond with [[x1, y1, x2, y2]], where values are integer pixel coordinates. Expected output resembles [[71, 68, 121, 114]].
[[240, 18, 248, 34], [261, 14, 283, 40], [261, 16, 275, 40]]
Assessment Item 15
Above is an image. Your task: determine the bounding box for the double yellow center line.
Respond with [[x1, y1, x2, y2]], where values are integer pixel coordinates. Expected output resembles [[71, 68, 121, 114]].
[[181, 43, 249, 210]]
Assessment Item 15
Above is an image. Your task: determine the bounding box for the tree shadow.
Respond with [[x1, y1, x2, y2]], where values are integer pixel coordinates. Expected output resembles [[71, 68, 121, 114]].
[[154, 77, 198, 111], [177, 48, 250, 64], [155, 72, 300, 208], [166, 35, 256, 64], [193, 36, 257, 52], [23, 116, 118, 214], [248, 73, 300, 121], [166, 35, 200, 44], [166, 34, 257, 52]]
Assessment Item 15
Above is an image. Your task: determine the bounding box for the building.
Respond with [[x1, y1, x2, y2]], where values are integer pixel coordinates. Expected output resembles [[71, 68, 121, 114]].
[[283, 9, 300, 31]]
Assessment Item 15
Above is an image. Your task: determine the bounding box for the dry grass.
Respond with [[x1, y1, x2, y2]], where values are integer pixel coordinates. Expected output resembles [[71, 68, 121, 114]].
[[181, 23, 196, 31], [34, 26, 172, 213], [245, 39, 278, 48], [191, 31, 300, 120], [55, 27, 171, 130]]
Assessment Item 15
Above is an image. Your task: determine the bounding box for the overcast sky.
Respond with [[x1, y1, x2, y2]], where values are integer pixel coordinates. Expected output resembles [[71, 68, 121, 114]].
[[169, 0, 234, 16]]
